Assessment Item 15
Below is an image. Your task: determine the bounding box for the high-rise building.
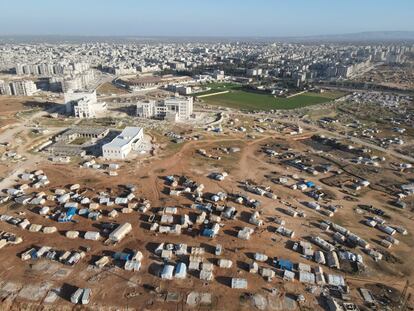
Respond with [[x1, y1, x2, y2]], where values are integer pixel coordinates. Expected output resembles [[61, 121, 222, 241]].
[[1, 80, 38, 96], [336, 65, 353, 78], [0, 80, 12, 95]]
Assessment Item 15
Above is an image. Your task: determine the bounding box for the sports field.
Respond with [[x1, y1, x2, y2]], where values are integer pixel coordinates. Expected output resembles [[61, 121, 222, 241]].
[[201, 88, 344, 111]]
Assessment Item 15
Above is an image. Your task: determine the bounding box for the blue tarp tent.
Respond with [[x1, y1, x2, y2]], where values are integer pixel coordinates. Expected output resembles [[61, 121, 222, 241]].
[[58, 206, 77, 222], [305, 181, 315, 188], [175, 262, 187, 278], [277, 258, 294, 271], [201, 228, 215, 238]]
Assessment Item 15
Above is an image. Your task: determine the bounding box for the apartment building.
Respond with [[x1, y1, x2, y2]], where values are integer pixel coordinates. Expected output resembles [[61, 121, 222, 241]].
[[0, 80, 37, 96], [0, 80, 11, 95], [15, 62, 90, 76], [136, 97, 193, 122]]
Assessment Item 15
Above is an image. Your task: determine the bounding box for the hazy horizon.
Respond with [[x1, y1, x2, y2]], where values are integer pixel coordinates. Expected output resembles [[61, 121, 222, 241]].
[[1, 0, 414, 37], [1, 31, 414, 39]]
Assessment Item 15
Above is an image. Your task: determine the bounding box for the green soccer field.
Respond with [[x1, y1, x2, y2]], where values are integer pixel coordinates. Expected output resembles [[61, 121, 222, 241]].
[[201, 89, 345, 111]]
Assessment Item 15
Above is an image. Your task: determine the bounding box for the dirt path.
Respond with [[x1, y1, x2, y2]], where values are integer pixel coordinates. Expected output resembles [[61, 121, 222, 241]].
[[143, 135, 274, 201]]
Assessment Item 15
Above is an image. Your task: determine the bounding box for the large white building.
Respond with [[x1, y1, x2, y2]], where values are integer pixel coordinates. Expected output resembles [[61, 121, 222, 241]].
[[102, 127, 144, 160], [64, 90, 106, 118], [136, 96, 193, 122]]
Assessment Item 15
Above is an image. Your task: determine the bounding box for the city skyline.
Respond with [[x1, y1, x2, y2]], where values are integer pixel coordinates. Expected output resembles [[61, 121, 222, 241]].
[[1, 0, 414, 37]]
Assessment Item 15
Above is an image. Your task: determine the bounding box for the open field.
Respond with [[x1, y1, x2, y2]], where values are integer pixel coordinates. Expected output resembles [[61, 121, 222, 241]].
[[0, 96, 59, 130], [0, 96, 33, 128], [96, 82, 129, 96], [353, 63, 414, 90], [201, 89, 345, 111], [0, 96, 32, 114]]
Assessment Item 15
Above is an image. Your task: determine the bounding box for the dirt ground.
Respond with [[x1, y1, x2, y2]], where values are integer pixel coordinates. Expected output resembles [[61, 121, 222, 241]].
[[0, 116, 413, 311], [0, 96, 56, 129], [353, 63, 414, 90], [0, 96, 28, 128], [96, 82, 129, 96]]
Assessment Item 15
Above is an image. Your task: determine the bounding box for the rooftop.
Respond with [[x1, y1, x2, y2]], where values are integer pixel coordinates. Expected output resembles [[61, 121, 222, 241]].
[[103, 127, 143, 149]]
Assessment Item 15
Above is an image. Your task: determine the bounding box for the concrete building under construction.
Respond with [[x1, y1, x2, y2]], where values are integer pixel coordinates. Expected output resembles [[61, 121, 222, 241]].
[[136, 97, 193, 122]]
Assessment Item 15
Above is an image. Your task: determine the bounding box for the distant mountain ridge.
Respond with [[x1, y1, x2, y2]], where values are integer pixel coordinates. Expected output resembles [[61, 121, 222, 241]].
[[0, 31, 413, 44]]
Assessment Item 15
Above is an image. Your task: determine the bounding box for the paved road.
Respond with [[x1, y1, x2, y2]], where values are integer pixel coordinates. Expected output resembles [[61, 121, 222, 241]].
[[315, 82, 414, 96], [349, 136, 414, 163]]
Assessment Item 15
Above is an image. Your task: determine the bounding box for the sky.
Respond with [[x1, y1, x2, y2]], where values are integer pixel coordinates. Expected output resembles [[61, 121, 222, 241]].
[[1, 0, 414, 37]]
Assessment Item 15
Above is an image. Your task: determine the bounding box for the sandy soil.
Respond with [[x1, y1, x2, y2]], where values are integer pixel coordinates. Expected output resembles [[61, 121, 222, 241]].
[[0, 121, 413, 310]]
